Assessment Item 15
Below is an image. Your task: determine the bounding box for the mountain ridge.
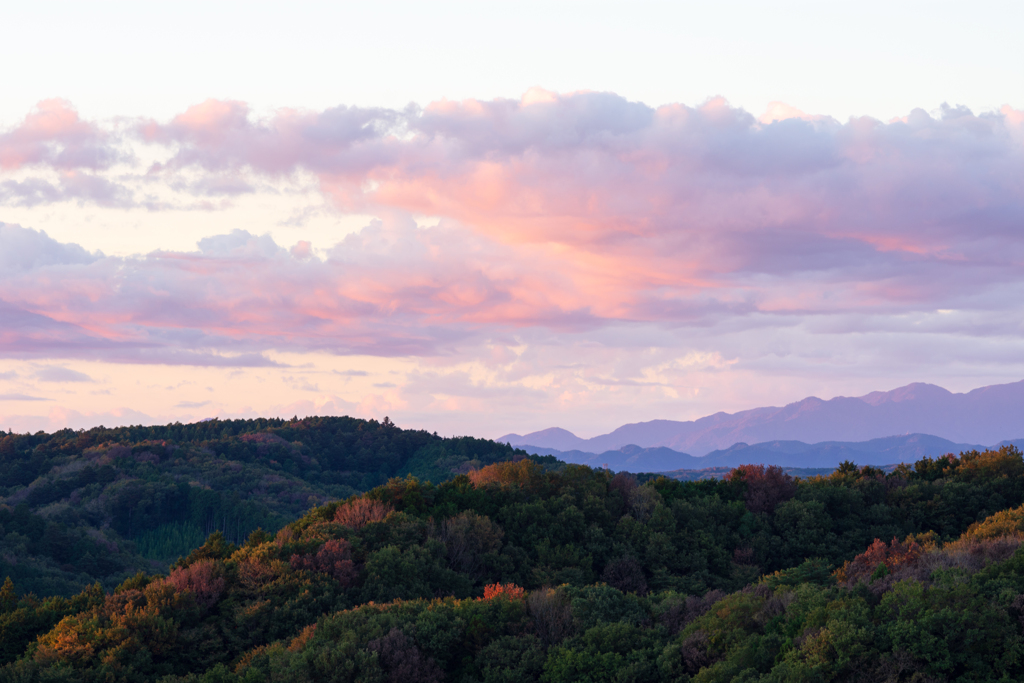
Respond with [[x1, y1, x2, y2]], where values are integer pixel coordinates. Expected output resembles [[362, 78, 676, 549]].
[[499, 379, 1024, 456], [514, 434, 1024, 473]]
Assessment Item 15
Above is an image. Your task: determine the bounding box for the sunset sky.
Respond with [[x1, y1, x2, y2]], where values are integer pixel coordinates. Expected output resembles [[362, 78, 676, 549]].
[[2, 1, 1023, 438]]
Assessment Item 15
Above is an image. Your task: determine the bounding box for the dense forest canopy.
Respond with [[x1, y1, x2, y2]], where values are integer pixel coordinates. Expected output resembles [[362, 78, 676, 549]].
[[0, 416, 542, 597], [2, 437, 1024, 681]]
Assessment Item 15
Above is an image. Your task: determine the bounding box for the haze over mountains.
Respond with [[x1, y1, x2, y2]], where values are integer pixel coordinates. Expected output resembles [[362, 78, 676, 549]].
[[499, 380, 1024, 464], [517, 434, 1024, 475]]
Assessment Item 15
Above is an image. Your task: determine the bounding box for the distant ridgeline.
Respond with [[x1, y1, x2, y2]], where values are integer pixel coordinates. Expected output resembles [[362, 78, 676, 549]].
[[517, 433, 1024, 475], [3, 446, 1024, 681], [0, 416, 549, 597]]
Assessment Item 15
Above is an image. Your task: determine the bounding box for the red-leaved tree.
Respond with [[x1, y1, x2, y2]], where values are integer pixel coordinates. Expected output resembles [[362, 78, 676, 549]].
[[482, 583, 525, 600], [334, 499, 394, 528], [727, 464, 798, 514], [165, 559, 225, 609], [290, 539, 358, 585], [835, 537, 923, 584]]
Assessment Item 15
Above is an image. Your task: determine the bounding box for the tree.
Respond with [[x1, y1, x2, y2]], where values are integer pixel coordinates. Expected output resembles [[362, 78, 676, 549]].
[[0, 577, 15, 613], [437, 511, 504, 576], [366, 628, 443, 683], [601, 557, 648, 595], [290, 539, 358, 585], [727, 464, 797, 514], [166, 559, 226, 609]]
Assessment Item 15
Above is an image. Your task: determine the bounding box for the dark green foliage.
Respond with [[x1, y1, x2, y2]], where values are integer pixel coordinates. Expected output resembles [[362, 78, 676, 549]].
[[0, 416, 533, 597], [2, 443, 1024, 680]]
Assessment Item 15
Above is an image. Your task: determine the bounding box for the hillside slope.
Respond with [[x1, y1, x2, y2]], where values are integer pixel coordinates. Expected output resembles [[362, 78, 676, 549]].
[[3, 446, 1024, 680], [0, 416, 537, 596]]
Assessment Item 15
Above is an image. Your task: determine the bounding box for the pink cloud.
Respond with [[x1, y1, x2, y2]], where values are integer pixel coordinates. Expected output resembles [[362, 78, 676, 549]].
[[9, 94, 1024, 275], [140, 99, 399, 177], [135, 93, 1023, 307], [0, 198, 1020, 376], [0, 100, 137, 206], [2, 94, 1024, 373], [0, 99, 121, 171]]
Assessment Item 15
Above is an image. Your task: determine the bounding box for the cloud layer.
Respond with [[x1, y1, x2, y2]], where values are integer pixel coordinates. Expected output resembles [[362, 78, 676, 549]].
[[2, 92, 1024, 434]]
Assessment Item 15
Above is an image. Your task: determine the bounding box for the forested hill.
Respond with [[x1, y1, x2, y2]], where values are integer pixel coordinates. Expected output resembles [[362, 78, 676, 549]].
[[0, 416, 546, 597], [4, 446, 1024, 680]]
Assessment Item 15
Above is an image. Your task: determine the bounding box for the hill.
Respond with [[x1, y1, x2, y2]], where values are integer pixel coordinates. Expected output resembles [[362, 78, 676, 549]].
[[0, 416, 544, 597], [500, 379, 1024, 455], [3, 445, 1024, 680]]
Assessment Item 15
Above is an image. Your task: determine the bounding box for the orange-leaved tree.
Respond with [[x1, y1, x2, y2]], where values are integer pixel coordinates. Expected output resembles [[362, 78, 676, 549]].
[[482, 583, 525, 600]]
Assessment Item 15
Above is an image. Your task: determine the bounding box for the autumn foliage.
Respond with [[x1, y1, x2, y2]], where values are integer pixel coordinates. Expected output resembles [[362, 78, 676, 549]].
[[7, 444, 1024, 681], [955, 503, 1024, 543], [289, 538, 358, 585], [835, 536, 924, 584], [468, 460, 542, 488], [726, 464, 798, 514], [334, 498, 394, 528], [164, 558, 225, 608], [482, 582, 525, 600]]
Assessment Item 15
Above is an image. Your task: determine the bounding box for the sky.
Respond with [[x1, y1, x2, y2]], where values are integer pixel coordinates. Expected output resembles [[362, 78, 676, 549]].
[[1, 1, 1023, 438]]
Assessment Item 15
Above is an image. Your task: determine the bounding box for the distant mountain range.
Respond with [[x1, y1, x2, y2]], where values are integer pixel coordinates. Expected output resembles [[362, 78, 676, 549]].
[[517, 434, 1024, 474], [499, 380, 1024, 457]]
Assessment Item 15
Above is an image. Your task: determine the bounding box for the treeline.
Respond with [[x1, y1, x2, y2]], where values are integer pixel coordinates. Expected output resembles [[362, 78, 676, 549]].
[[0, 417, 536, 596], [2, 447, 1024, 680]]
